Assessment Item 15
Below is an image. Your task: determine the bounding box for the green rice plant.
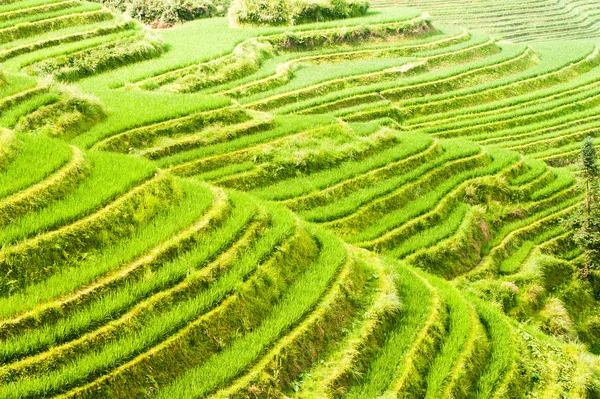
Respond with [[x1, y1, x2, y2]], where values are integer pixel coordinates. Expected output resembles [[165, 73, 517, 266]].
[[423, 274, 489, 399], [291, 251, 400, 397], [0, 2, 101, 30], [252, 133, 435, 203], [28, 33, 165, 82], [328, 148, 499, 241], [140, 111, 275, 160], [0, 172, 180, 294], [146, 227, 346, 399], [156, 114, 333, 169], [0, 20, 135, 62], [0, 193, 260, 381], [0, 203, 310, 398], [468, 294, 531, 399], [14, 87, 105, 139], [208, 249, 386, 398], [0, 145, 87, 225], [0, 181, 220, 364], [212, 126, 399, 191], [0, 184, 227, 337], [298, 139, 480, 223], [0, 134, 72, 199], [0, 150, 155, 245], [400, 44, 599, 121], [345, 263, 445, 398], [0, 134, 73, 199], [389, 203, 469, 259], [0, 0, 82, 23], [92, 106, 250, 152], [0, 9, 113, 45]]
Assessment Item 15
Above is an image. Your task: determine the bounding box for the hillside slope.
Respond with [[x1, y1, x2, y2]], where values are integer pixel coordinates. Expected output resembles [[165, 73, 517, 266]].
[[0, 1, 599, 398]]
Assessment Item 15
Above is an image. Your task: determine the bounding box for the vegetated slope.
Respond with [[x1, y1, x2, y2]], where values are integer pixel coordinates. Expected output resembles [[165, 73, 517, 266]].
[[370, 0, 600, 42], [0, 1, 600, 398]]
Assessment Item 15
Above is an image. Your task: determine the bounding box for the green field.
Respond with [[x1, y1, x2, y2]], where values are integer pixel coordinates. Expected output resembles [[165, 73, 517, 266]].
[[1, 0, 600, 397]]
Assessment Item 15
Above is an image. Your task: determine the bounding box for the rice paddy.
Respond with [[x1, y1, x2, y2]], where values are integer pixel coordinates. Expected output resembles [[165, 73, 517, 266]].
[[1, 0, 600, 397]]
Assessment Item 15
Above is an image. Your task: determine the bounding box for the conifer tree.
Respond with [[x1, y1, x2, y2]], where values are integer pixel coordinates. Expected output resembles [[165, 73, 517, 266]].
[[568, 138, 600, 276]]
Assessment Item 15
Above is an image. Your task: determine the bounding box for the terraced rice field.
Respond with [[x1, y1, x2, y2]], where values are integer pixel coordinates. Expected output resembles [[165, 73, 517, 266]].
[[372, 0, 600, 42], [1, 1, 600, 398]]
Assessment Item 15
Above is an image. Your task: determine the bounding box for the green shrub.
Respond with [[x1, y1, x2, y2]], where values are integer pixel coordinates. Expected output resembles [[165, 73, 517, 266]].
[[538, 298, 576, 340], [228, 0, 369, 26], [129, 0, 219, 26], [535, 254, 574, 291], [96, 0, 223, 27]]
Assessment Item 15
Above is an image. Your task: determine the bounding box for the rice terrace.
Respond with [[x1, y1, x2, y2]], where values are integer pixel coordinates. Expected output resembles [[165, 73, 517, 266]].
[[4, 0, 600, 397]]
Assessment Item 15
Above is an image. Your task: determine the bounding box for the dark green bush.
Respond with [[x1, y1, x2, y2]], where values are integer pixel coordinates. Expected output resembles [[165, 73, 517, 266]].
[[229, 0, 369, 26], [96, 0, 225, 26], [535, 254, 574, 291], [129, 0, 219, 26]]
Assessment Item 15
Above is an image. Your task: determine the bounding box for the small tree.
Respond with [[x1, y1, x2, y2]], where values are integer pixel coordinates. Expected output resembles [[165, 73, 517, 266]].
[[568, 137, 600, 276]]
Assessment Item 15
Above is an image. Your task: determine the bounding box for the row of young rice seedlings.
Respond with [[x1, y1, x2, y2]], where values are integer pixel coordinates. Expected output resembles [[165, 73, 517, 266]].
[[59, 203, 309, 398], [337, 44, 535, 120], [0, 172, 180, 295], [3, 27, 139, 72], [468, 294, 528, 399], [299, 139, 480, 224], [210, 25, 468, 97], [0, 180, 220, 364], [287, 250, 399, 398], [0, 0, 82, 23], [480, 201, 579, 270], [159, 115, 334, 170], [0, 9, 114, 46], [425, 79, 600, 139], [507, 122, 600, 155], [0, 2, 101, 30], [0, 179, 217, 322], [276, 35, 517, 114], [211, 127, 402, 191], [0, 90, 59, 129], [409, 63, 600, 129], [0, 133, 71, 198], [229, 27, 470, 100], [321, 144, 494, 240], [501, 116, 600, 151], [0, 19, 134, 63], [506, 161, 548, 188], [28, 33, 165, 82], [212, 249, 395, 398], [151, 227, 347, 399], [0, 190, 256, 375], [0, 151, 155, 244], [349, 150, 517, 245], [389, 203, 470, 259], [89, 8, 424, 92], [471, 104, 600, 145], [92, 107, 252, 153], [422, 273, 489, 399], [0, 0, 77, 14], [343, 261, 441, 398], [169, 19, 454, 96], [250, 132, 434, 202], [0, 196, 303, 398], [398, 42, 598, 120], [245, 32, 497, 110], [352, 43, 591, 126]]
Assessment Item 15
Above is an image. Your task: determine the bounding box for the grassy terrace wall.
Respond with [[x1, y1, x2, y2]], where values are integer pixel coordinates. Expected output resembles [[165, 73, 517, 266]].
[[0, 1, 600, 398]]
